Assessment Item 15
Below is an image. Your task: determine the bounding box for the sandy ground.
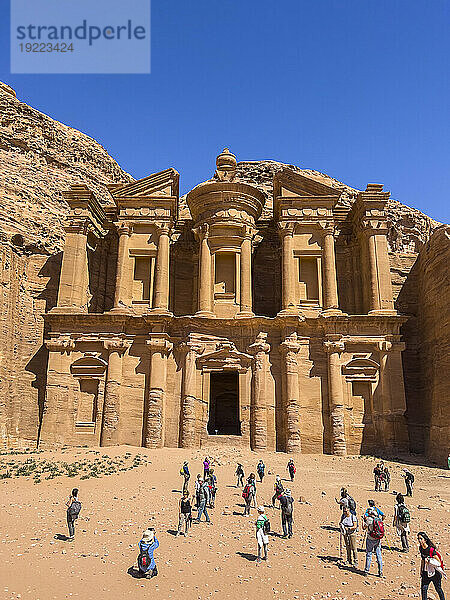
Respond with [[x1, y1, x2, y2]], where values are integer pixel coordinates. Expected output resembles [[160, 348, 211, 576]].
[[0, 446, 449, 600]]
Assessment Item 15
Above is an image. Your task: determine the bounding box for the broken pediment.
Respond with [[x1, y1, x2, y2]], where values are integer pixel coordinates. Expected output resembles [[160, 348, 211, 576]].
[[111, 168, 179, 200]]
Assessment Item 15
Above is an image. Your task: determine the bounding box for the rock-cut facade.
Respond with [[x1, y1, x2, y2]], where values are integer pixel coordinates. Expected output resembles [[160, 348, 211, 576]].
[[40, 149, 410, 454]]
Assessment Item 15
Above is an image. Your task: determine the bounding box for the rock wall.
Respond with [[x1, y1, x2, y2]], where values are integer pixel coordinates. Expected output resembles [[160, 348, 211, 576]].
[[398, 226, 450, 464]]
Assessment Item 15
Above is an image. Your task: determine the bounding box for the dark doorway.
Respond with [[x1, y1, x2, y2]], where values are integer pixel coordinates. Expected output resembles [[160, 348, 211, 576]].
[[207, 372, 241, 435]]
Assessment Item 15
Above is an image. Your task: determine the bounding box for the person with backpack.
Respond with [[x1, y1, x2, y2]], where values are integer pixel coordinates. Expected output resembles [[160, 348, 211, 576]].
[[336, 488, 357, 516], [206, 468, 217, 508], [364, 499, 385, 521], [177, 491, 193, 537], [194, 478, 211, 524], [137, 528, 159, 579], [403, 469, 415, 497], [255, 506, 270, 564], [248, 473, 257, 508], [203, 457, 211, 480], [373, 463, 382, 491], [65, 488, 81, 541], [393, 493, 410, 552], [242, 476, 255, 516], [272, 475, 284, 508], [279, 489, 294, 538], [340, 505, 358, 567], [236, 463, 245, 487], [363, 507, 384, 577], [180, 461, 190, 495], [418, 532, 446, 600], [287, 458, 296, 482], [257, 460, 265, 483]]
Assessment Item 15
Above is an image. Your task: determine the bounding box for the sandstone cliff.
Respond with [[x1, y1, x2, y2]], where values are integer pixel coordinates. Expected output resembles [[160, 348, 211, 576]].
[[0, 83, 133, 447]]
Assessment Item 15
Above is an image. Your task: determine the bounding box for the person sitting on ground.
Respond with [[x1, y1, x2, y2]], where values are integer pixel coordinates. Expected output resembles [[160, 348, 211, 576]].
[[236, 463, 245, 487], [65, 487, 81, 541], [335, 488, 357, 516], [257, 459, 265, 483], [287, 458, 296, 482], [402, 469, 415, 497], [279, 488, 294, 538], [418, 531, 446, 600], [340, 505, 358, 567], [180, 461, 190, 495], [363, 507, 384, 578], [272, 475, 284, 509], [393, 493, 410, 552], [255, 506, 270, 565], [177, 491, 193, 537], [364, 499, 385, 520], [138, 528, 159, 579]]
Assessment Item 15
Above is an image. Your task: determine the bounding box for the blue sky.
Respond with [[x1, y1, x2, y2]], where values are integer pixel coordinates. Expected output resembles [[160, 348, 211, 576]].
[[1, 0, 449, 223]]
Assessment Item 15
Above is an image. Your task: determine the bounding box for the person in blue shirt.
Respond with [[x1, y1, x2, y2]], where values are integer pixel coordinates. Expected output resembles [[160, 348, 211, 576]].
[[138, 529, 159, 579], [257, 460, 265, 483], [364, 499, 385, 520], [181, 461, 190, 495]]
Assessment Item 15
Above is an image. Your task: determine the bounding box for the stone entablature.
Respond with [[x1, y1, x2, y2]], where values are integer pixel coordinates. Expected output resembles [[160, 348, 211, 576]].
[[40, 150, 409, 455]]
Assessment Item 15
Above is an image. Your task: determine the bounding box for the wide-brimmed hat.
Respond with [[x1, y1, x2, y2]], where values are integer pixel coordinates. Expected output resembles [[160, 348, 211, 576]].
[[257, 506, 265, 513], [367, 508, 377, 517], [285, 489, 291, 497], [142, 529, 154, 542]]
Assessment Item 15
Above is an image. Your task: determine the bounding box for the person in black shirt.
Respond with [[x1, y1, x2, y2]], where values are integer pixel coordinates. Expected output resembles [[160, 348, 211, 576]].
[[418, 532, 446, 600], [279, 489, 294, 538], [177, 491, 193, 537], [236, 463, 245, 487]]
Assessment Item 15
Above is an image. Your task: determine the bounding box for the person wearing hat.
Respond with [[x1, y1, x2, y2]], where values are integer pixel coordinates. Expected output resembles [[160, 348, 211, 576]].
[[255, 506, 269, 564], [363, 507, 384, 577], [137, 528, 159, 578], [402, 469, 414, 497], [340, 505, 358, 567], [279, 488, 294, 538], [180, 461, 190, 495], [272, 475, 284, 509]]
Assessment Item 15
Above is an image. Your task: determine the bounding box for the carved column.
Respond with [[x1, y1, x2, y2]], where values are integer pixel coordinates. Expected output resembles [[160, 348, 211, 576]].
[[152, 222, 171, 314], [278, 223, 297, 314], [361, 221, 395, 314], [324, 338, 347, 456], [100, 338, 129, 446], [321, 225, 340, 312], [248, 333, 271, 450], [112, 223, 132, 311], [56, 221, 89, 312], [179, 341, 203, 448], [238, 225, 254, 317], [280, 333, 301, 452], [144, 336, 172, 448], [194, 224, 214, 317]]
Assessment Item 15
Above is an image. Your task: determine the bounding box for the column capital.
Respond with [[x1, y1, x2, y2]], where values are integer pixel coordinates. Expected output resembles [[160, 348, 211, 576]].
[[178, 340, 204, 355], [104, 337, 131, 354], [277, 221, 295, 237], [117, 222, 132, 237], [324, 337, 345, 354], [280, 332, 305, 354], [45, 337, 76, 353], [359, 218, 389, 236], [192, 222, 210, 241], [146, 336, 173, 354], [241, 224, 256, 240], [153, 221, 173, 237], [317, 221, 336, 236], [247, 332, 271, 356]]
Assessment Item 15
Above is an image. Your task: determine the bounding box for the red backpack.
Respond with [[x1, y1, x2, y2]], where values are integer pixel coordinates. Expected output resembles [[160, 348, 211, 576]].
[[242, 484, 251, 500], [370, 517, 385, 539]]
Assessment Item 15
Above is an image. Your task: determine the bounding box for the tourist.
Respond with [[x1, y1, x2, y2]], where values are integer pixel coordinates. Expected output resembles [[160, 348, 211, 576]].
[[257, 459, 265, 483], [180, 460, 190, 495], [272, 475, 284, 508], [364, 499, 385, 520], [255, 506, 269, 564], [279, 488, 294, 538], [336, 488, 357, 516], [236, 463, 245, 487], [248, 472, 257, 508], [207, 468, 217, 508], [287, 458, 296, 482], [177, 491, 193, 537], [373, 463, 382, 491], [195, 474, 202, 508], [363, 507, 384, 577], [340, 505, 358, 567], [194, 478, 211, 524], [203, 456, 211, 480], [137, 528, 159, 579], [418, 531, 446, 600], [243, 476, 256, 516], [65, 487, 81, 541], [403, 469, 415, 497], [383, 465, 391, 491], [393, 493, 410, 552]]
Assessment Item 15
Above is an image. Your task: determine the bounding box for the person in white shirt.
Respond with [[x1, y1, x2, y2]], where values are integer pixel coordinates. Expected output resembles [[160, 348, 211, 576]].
[[340, 505, 358, 567]]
